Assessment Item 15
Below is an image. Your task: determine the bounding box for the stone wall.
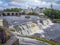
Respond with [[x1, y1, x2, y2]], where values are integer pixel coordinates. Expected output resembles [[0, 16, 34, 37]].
[[0, 12, 22, 16]]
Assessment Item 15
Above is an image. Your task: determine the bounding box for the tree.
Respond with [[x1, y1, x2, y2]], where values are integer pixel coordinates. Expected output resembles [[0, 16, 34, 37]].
[[43, 8, 60, 19], [4, 8, 11, 12], [27, 12, 39, 15], [4, 8, 22, 12]]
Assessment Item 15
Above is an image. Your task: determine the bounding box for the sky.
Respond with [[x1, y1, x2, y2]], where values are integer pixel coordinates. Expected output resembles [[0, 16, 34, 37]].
[[0, 0, 60, 10]]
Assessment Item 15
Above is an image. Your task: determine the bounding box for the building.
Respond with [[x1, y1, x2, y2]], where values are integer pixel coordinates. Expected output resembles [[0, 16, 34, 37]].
[[23, 7, 33, 14], [33, 7, 45, 14], [0, 7, 45, 16]]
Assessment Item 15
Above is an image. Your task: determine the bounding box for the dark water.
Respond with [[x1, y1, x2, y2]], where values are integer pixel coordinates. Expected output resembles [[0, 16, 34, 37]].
[[0, 15, 47, 26], [0, 15, 40, 25]]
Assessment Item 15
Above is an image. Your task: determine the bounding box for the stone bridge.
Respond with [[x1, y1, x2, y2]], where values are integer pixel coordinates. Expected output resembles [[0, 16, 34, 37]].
[[0, 12, 22, 16]]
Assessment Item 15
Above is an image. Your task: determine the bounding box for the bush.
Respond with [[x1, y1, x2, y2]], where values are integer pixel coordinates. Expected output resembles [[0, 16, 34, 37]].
[[27, 12, 39, 15], [0, 27, 10, 43], [43, 8, 60, 19], [53, 19, 60, 23], [5, 30, 10, 42], [0, 43, 4, 45]]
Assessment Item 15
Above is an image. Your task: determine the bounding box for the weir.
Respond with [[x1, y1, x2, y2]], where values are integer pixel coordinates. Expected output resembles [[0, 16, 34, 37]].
[[9, 15, 53, 37], [1, 15, 59, 40]]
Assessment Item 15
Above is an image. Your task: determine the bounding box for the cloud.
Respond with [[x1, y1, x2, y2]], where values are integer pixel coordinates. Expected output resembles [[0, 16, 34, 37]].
[[0, 1, 8, 7], [0, 1, 2, 4], [41, 0, 60, 4], [0, 0, 60, 10], [55, 0, 60, 4]]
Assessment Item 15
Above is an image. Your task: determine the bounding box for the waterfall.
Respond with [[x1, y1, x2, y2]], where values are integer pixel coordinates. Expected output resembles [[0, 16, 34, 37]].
[[9, 19, 52, 36], [47, 19, 54, 25], [8, 18, 57, 39], [37, 20, 43, 29]]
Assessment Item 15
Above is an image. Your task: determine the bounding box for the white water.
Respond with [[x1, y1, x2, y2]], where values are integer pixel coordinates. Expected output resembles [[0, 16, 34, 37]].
[[1, 15, 60, 40], [1, 15, 60, 45], [8, 15, 58, 40]]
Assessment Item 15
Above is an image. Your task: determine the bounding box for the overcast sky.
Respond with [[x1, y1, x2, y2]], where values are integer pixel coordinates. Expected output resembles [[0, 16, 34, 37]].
[[0, 0, 60, 10]]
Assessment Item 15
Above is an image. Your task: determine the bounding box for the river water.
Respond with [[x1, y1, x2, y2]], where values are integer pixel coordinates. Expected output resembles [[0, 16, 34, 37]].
[[0, 15, 47, 25], [0, 15, 60, 44]]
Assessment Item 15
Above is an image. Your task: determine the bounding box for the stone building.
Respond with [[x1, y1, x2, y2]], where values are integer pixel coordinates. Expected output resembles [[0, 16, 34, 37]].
[[0, 7, 45, 16], [23, 7, 33, 14], [33, 7, 46, 14]]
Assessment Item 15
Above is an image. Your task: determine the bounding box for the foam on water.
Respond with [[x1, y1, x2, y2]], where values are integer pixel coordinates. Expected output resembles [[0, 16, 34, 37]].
[[1, 15, 60, 40], [8, 15, 54, 38]]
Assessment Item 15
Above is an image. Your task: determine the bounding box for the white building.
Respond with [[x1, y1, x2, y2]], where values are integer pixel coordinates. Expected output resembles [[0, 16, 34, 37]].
[[23, 7, 33, 14], [23, 7, 46, 15], [34, 7, 45, 13]]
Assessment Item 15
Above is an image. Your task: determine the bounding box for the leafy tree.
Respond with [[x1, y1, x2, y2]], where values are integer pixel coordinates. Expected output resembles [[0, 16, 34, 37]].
[[27, 12, 39, 15], [43, 8, 60, 19], [4, 8, 11, 12], [4, 8, 22, 12]]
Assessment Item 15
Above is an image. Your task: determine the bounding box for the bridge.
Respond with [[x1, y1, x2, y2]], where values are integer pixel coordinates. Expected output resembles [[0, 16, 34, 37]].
[[0, 11, 22, 16], [0, 11, 45, 17]]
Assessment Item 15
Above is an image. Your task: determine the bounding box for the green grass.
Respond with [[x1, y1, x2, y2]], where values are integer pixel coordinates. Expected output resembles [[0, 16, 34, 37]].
[[0, 43, 4, 45], [28, 36, 59, 45], [0, 30, 10, 45], [0, 27, 10, 45], [53, 19, 60, 23], [17, 36, 59, 45], [0, 35, 59, 45], [5, 30, 11, 41]]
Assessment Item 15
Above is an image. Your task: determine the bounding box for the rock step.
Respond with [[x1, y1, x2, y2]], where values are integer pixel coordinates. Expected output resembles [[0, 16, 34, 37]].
[[4, 36, 18, 45]]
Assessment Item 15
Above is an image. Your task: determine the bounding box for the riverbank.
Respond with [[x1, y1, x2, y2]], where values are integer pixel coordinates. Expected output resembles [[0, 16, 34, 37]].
[[53, 19, 60, 23]]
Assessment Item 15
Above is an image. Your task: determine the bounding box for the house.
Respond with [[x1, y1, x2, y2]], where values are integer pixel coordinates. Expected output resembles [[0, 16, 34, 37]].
[[23, 7, 33, 14], [33, 7, 46, 14]]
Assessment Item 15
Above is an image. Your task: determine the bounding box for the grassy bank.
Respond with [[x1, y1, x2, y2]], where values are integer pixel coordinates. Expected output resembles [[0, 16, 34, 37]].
[[19, 36, 59, 45], [28, 36, 59, 45], [0, 27, 10, 45], [0, 43, 4, 45], [0, 30, 10, 45], [53, 19, 60, 23], [0, 35, 59, 45]]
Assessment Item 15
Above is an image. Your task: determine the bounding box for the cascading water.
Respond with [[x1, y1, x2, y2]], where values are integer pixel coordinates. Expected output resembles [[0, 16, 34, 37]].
[[9, 17, 53, 37], [8, 15, 60, 40], [1, 15, 60, 44], [47, 19, 54, 25]]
